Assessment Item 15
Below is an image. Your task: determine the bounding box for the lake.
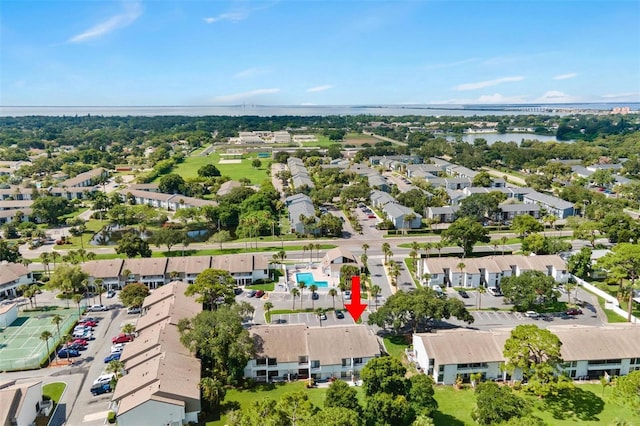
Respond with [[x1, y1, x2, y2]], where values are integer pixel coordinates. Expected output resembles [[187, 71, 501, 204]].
[[450, 133, 563, 145]]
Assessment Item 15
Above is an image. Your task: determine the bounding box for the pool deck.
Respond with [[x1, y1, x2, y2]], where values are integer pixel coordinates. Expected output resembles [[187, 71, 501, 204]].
[[284, 263, 338, 291]]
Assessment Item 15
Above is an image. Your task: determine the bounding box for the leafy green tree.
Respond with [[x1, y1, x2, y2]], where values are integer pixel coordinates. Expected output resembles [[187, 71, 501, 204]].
[[251, 159, 262, 169], [115, 232, 151, 258], [472, 382, 531, 425], [46, 264, 89, 296], [364, 392, 413, 426], [150, 227, 185, 254], [612, 370, 640, 413], [227, 398, 284, 426], [325, 379, 362, 414], [472, 171, 493, 187], [442, 217, 490, 257], [119, 283, 150, 307], [0, 239, 21, 263], [500, 271, 559, 311], [199, 376, 226, 414], [185, 268, 236, 310], [198, 163, 221, 177], [178, 305, 255, 384], [210, 230, 232, 249], [568, 247, 592, 278], [300, 407, 362, 426], [503, 325, 564, 398], [368, 286, 473, 334], [597, 243, 640, 321], [158, 173, 185, 194], [361, 357, 408, 397], [511, 214, 543, 238], [276, 391, 317, 425], [457, 193, 500, 222], [32, 195, 74, 225], [407, 374, 437, 417], [318, 213, 344, 237], [411, 415, 435, 426]]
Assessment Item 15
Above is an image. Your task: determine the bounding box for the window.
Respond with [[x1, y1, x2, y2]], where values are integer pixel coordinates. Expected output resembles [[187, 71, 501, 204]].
[[353, 358, 363, 365], [298, 356, 308, 365], [268, 357, 277, 366], [256, 370, 266, 377], [311, 360, 320, 369], [341, 358, 349, 367], [256, 358, 266, 366]]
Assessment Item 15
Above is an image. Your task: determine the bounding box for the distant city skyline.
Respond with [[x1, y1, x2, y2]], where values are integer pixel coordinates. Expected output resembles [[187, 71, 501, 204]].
[[1, 0, 639, 106]]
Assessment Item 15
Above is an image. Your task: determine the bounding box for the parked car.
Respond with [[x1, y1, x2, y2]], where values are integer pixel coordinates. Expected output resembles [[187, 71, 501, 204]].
[[72, 338, 89, 346], [487, 287, 502, 296], [93, 373, 116, 386], [525, 311, 540, 319], [334, 309, 345, 319], [73, 329, 94, 339], [233, 287, 243, 295], [110, 344, 125, 354], [74, 325, 92, 333], [104, 352, 122, 363], [458, 290, 470, 299], [318, 312, 327, 320], [80, 317, 101, 323], [87, 304, 108, 312], [565, 308, 583, 316], [106, 290, 116, 299], [81, 320, 97, 327], [90, 382, 112, 396], [64, 343, 86, 351], [255, 290, 265, 298], [58, 348, 80, 358], [311, 292, 319, 300], [246, 290, 256, 298], [344, 291, 351, 300], [112, 333, 134, 344], [127, 307, 141, 315]]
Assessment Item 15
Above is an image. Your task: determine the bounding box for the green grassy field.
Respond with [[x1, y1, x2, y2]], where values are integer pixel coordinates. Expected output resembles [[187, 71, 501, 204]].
[[170, 151, 270, 183], [205, 380, 638, 426]]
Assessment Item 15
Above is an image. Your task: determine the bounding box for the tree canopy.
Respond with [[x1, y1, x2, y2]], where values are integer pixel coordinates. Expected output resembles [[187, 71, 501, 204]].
[[442, 217, 490, 257], [500, 271, 560, 311], [472, 382, 531, 425], [184, 268, 236, 310], [119, 282, 150, 307]]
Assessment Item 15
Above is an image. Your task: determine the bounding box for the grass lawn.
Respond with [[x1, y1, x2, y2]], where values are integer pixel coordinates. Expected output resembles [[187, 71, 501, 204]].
[[170, 151, 269, 184], [53, 219, 109, 251], [383, 335, 411, 359], [36, 382, 67, 426], [246, 282, 275, 292]]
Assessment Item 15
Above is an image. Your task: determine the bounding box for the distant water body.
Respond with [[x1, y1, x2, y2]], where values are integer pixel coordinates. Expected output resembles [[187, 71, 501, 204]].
[[0, 103, 638, 117]]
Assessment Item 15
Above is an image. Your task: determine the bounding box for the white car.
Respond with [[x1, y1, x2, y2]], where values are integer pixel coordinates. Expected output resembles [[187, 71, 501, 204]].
[[87, 304, 108, 312], [93, 373, 116, 386], [110, 343, 125, 354], [525, 311, 540, 319], [344, 291, 351, 300]]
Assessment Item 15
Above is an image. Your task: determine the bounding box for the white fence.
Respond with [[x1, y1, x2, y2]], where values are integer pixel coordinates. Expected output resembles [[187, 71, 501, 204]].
[[573, 275, 639, 324]]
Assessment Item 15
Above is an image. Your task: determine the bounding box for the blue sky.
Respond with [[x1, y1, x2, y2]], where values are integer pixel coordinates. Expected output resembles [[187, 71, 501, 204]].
[[1, 0, 639, 106]]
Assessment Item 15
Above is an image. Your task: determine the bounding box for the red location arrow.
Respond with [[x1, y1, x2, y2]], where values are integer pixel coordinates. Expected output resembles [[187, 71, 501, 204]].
[[345, 276, 367, 322]]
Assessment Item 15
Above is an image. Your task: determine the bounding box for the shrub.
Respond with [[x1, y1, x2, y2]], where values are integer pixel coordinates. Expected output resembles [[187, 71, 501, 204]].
[[107, 411, 116, 424]]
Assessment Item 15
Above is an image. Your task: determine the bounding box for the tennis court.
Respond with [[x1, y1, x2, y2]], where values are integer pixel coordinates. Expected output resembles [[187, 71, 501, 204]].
[[0, 307, 79, 372]]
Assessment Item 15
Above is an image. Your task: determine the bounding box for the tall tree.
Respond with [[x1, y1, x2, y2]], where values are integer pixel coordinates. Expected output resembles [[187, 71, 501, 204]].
[[472, 382, 531, 425], [119, 283, 150, 307], [185, 268, 236, 310], [597, 243, 640, 322], [40, 331, 53, 364], [500, 271, 559, 311], [325, 379, 362, 414], [442, 217, 490, 258], [361, 356, 408, 397], [46, 264, 89, 296]]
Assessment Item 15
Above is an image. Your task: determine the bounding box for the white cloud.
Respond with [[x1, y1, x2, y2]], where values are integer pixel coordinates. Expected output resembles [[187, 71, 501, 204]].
[[553, 73, 578, 80], [204, 11, 248, 24], [536, 91, 579, 103], [432, 93, 527, 105], [601, 92, 640, 99], [233, 67, 271, 79], [306, 85, 333, 93], [211, 88, 280, 103], [454, 76, 525, 91], [69, 2, 142, 43]]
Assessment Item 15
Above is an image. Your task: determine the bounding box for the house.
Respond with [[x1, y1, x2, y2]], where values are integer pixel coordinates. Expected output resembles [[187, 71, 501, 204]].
[[117, 189, 217, 211], [49, 186, 97, 200], [126, 183, 159, 193], [216, 180, 242, 197], [112, 282, 201, 426], [446, 165, 479, 179], [367, 174, 390, 192], [0, 262, 33, 299], [0, 380, 43, 426], [57, 167, 108, 188], [426, 177, 473, 191], [165, 256, 212, 284], [0, 303, 18, 328], [122, 258, 169, 289], [0, 186, 34, 201], [321, 247, 360, 279], [413, 325, 640, 385], [84, 259, 124, 291], [370, 190, 396, 209], [245, 325, 381, 382], [381, 203, 422, 229], [287, 195, 318, 235], [288, 157, 315, 190], [406, 164, 443, 178], [496, 203, 541, 222], [523, 191, 574, 219], [211, 254, 269, 286], [426, 206, 459, 224], [419, 254, 569, 289]]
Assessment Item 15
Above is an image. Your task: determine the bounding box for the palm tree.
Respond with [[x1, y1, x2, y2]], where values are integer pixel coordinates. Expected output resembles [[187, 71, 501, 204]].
[[381, 242, 391, 264], [77, 248, 87, 263], [106, 359, 125, 379], [199, 376, 226, 412], [62, 334, 73, 364], [307, 243, 314, 263], [362, 243, 369, 255], [403, 213, 416, 235], [565, 281, 577, 306], [40, 252, 51, 277], [457, 261, 466, 287], [122, 323, 136, 336], [370, 285, 381, 309], [492, 240, 499, 256], [477, 285, 486, 309], [51, 251, 61, 270], [264, 302, 274, 322], [338, 280, 349, 303], [309, 284, 318, 310], [72, 293, 83, 317], [315, 308, 324, 327], [409, 250, 418, 275], [40, 331, 53, 365], [94, 279, 105, 305], [121, 269, 131, 288], [291, 288, 300, 310], [421, 273, 431, 287], [298, 281, 307, 310], [422, 242, 432, 259], [500, 236, 508, 256], [314, 243, 321, 262], [51, 314, 63, 339], [328, 288, 338, 309], [435, 241, 444, 257]]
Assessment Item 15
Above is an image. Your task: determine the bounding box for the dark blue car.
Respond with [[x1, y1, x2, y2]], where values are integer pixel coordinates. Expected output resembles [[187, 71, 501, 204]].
[[90, 383, 112, 396], [104, 352, 122, 363], [58, 348, 80, 358]]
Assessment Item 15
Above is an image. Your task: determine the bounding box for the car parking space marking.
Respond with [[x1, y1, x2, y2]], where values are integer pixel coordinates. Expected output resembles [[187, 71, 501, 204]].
[[514, 312, 523, 320], [83, 410, 110, 422]]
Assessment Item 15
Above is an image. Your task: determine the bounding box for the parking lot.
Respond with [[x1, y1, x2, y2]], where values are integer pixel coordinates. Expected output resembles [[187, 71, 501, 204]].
[[271, 310, 355, 327]]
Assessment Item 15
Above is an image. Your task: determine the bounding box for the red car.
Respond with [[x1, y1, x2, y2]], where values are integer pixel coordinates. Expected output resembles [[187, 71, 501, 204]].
[[72, 338, 89, 346], [565, 308, 583, 316], [255, 290, 265, 298], [81, 321, 98, 327], [112, 334, 134, 344]]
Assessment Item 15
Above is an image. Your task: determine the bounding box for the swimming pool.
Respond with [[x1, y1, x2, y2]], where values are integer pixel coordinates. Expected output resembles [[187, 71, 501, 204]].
[[295, 272, 329, 288]]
